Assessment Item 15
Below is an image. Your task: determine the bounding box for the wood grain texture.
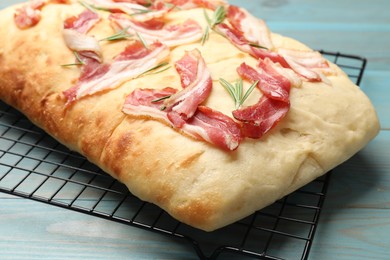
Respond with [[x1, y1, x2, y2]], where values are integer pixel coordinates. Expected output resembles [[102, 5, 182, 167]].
[[1, 0, 389, 259]]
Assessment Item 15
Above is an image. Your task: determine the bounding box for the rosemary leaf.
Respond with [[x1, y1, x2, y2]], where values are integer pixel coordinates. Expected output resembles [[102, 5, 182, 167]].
[[211, 6, 226, 26], [136, 32, 149, 49], [200, 26, 210, 46], [99, 27, 133, 42], [248, 42, 268, 50], [203, 8, 212, 25], [236, 79, 243, 103], [145, 64, 171, 75], [151, 95, 171, 103], [61, 52, 85, 67], [138, 62, 171, 77], [143, 0, 152, 8], [241, 80, 259, 105], [219, 78, 240, 109], [219, 78, 259, 109], [201, 6, 226, 45], [61, 63, 83, 67]]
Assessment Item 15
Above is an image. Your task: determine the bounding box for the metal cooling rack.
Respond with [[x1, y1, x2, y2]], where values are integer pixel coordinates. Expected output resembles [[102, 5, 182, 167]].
[[0, 51, 366, 259]]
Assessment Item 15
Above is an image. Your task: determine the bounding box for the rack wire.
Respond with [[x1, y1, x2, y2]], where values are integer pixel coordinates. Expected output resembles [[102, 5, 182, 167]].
[[0, 51, 366, 259]]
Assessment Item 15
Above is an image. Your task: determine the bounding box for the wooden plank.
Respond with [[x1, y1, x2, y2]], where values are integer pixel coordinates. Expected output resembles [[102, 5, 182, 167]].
[[311, 130, 390, 259], [0, 194, 198, 259], [361, 71, 390, 129]]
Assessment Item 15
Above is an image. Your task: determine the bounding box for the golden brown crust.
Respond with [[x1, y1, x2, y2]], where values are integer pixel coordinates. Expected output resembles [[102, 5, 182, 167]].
[[0, 2, 380, 231]]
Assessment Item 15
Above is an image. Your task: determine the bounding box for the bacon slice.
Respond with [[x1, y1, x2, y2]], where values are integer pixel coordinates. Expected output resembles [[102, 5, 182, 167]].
[[122, 48, 241, 150], [123, 87, 178, 120], [233, 97, 290, 139], [218, 21, 333, 82], [63, 41, 170, 104], [278, 48, 333, 82], [217, 7, 286, 66], [227, 5, 273, 50], [14, 0, 46, 29], [237, 60, 291, 102], [164, 49, 212, 127], [63, 30, 103, 62], [64, 9, 100, 34], [174, 49, 198, 88], [123, 90, 242, 150], [63, 9, 102, 63], [234, 60, 292, 139], [215, 23, 290, 68], [218, 7, 333, 82], [182, 106, 242, 150], [109, 13, 203, 47], [84, 0, 167, 21]]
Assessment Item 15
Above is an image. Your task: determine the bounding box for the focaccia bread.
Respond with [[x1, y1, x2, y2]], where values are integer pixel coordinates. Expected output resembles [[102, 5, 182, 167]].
[[0, 0, 380, 231]]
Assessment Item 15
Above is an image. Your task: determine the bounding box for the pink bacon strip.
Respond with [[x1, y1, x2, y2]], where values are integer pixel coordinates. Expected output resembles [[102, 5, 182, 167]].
[[84, 0, 167, 21], [14, 0, 46, 29], [109, 13, 203, 47], [123, 49, 242, 150], [218, 6, 332, 82], [13, 0, 71, 29], [237, 62, 290, 103], [63, 8, 100, 34], [63, 9, 102, 63], [226, 5, 273, 50], [233, 59, 291, 139], [278, 48, 333, 82], [164, 49, 212, 127], [63, 40, 170, 104], [233, 97, 290, 139], [215, 23, 290, 68], [123, 89, 242, 151], [123, 87, 178, 121], [181, 106, 242, 151]]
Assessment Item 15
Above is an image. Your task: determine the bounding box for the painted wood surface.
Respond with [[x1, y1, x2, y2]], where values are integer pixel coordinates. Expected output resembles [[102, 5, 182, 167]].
[[0, 0, 389, 259]]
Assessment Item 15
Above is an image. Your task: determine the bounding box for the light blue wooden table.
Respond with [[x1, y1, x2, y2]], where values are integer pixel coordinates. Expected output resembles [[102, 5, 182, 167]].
[[0, 0, 389, 259]]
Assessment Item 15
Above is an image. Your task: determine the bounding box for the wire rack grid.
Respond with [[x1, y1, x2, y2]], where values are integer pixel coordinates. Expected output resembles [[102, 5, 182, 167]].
[[0, 51, 366, 259]]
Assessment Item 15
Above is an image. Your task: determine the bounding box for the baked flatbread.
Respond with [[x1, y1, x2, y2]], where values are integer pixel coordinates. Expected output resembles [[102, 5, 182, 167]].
[[0, 0, 380, 231]]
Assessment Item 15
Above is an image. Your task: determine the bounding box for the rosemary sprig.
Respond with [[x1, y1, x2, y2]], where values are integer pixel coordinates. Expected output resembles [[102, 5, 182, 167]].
[[201, 6, 226, 45], [219, 78, 259, 109], [209, 6, 226, 27], [61, 51, 85, 67], [99, 27, 133, 42], [138, 62, 171, 78]]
